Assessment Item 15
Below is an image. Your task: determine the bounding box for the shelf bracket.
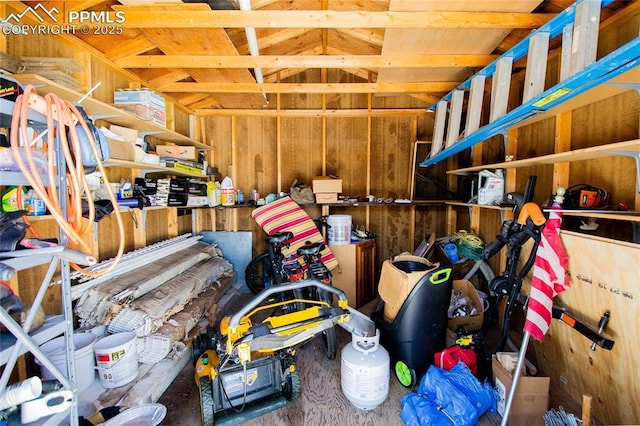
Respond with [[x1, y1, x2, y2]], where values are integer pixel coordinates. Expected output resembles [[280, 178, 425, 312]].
[[139, 130, 164, 140], [601, 150, 640, 194], [88, 113, 120, 122], [499, 131, 509, 154]]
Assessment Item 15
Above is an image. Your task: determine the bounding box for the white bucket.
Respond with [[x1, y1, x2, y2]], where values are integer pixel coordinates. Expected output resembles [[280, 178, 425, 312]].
[[327, 214, 352, 245], [37, 333, 96, 392], [94, 332, 138, 389]]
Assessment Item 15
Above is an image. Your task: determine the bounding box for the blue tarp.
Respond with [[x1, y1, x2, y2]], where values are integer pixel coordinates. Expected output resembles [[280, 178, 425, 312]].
[[401, 362, 497, 426]]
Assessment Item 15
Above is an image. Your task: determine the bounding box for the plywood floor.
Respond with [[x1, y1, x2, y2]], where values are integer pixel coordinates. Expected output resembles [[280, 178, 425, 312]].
[[158, 324, 501, 425], [158, 329, 500, 426]]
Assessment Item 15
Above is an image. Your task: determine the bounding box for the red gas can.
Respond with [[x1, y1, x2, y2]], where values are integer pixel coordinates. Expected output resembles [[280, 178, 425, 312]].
[[434, 345, 477, 375]]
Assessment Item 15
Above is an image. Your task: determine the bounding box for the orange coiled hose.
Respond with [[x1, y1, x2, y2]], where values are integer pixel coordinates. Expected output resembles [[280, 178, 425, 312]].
[[9, 85, 125, 277]]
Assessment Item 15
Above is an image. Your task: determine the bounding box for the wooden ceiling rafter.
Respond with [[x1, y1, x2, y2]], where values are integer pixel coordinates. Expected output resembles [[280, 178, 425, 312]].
[[331, 28, 385, 47], [194, 107, 426, 117], [113, 9, 554, 29], [115, 53, 498, 69], [102, 36, 157, 61], [19, 1, 624, 111], [234, 28, 314, 54], [157, 81, 459, 94]]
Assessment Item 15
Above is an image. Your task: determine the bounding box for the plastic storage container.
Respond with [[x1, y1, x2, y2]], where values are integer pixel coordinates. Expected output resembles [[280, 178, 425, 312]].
[[38, 333, 96, 392], [327, 214, 352, 245]]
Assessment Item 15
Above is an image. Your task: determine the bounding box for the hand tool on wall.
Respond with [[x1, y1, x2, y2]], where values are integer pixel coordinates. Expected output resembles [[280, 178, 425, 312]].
[[552, 308, 614, 350]]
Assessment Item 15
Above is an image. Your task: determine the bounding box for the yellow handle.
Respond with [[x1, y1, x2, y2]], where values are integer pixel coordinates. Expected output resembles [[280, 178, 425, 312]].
[[430, 268, 451, 284]]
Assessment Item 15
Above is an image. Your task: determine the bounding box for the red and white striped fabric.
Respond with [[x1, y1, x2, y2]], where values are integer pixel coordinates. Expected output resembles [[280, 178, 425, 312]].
[[524, 204, 570, 341], [251, 196, 338, 270]]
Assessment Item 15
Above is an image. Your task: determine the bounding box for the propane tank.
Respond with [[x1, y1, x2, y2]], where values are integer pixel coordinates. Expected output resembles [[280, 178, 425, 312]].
[[340, 329, 389, 411]]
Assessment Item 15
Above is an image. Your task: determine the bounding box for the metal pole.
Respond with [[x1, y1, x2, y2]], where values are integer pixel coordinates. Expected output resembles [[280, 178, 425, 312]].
[[500, 331, 531, 426]]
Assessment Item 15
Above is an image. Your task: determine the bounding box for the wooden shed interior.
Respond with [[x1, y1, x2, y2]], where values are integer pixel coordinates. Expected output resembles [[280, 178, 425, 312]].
[[1, 0, 639, 424]]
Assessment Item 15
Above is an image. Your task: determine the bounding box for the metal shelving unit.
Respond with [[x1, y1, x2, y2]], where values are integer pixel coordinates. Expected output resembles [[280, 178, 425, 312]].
[[0, 100, 93, 425]]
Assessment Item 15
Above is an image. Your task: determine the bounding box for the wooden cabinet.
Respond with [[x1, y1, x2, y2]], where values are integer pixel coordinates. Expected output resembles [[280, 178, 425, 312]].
[[329, 239, 376, 308]]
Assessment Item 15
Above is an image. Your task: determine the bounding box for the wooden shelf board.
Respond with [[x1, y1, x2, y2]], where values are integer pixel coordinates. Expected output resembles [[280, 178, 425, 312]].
[[446, 201, 511, 211], [509, 66, 640, 130], [104, 159, 204, 177], [560, 229, 640, 247], [12, 74, 210, 150], [448, 138, 640, 174], [552, 210, 640, 223]]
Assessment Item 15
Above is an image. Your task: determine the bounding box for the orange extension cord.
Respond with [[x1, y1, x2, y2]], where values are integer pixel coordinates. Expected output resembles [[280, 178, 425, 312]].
[[9, 84, 125, 277]]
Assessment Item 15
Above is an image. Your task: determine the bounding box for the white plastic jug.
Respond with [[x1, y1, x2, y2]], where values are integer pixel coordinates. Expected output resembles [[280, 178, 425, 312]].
[[477, 169, 504, 205], [220, 176, 235, 206]]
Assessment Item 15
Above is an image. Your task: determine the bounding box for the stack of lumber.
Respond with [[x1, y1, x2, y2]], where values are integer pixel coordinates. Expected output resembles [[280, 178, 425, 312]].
[[0, 52, 20, 73]]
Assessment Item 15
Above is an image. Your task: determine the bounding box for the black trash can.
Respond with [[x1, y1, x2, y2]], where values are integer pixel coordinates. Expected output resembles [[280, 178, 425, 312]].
[[372, 260, 452, 387]]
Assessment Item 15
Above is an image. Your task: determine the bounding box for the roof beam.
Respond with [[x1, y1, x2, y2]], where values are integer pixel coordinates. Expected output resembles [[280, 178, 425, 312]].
[[195, 108, 428, 117], [159, 81, 458, 94], [115, 9, 553, 29], [115, 54, 497, 69], [333, 28, 385, 47]]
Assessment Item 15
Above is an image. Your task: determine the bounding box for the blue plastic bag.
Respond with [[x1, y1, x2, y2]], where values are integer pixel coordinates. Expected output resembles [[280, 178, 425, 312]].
[[441, 362, 497, 417], [400, 363, 496, 426]]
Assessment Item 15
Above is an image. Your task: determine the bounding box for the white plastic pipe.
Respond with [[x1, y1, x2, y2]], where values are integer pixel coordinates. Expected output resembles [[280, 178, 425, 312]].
[[238, 0, 266, 101]]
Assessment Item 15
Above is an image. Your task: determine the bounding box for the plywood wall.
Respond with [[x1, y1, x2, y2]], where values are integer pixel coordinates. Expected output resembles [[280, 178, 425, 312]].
[[535, 231, 640, 425], [200, 69, 442, 265]]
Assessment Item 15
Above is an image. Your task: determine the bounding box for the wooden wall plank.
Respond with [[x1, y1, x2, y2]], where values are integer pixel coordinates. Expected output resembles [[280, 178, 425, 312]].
[[569, 91, 638, 215], [326, 117, 369, 194], [281, 117, 324, 190], [535, 231, 640, 425]]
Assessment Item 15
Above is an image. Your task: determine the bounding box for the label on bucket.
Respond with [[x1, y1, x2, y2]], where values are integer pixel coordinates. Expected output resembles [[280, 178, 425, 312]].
[[96, 349, 125, 364], [94, 332, 138, 388]]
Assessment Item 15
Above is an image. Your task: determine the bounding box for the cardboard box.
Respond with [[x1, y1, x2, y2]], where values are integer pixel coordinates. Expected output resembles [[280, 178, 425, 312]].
[[312, 176, 342, 194], [106, 138, 136, 161], [186, 196, 208, 207], [447, 279, 484, 332], [156, 145, 197, 161], [114, 89, 166, 127], [108, 124, 139, 143], [114, 88, 165, 109], [315, 193, 338, 204], [492, 355, 550, 425], [117, 104, 166, 127]]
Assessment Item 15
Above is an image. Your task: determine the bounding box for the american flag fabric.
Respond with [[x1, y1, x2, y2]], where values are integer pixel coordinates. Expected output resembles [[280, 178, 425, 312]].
[[524, 203, 570, 341]]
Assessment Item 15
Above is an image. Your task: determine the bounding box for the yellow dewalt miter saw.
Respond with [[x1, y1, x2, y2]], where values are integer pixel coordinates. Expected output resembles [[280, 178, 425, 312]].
[[193, 279, 375, 426]]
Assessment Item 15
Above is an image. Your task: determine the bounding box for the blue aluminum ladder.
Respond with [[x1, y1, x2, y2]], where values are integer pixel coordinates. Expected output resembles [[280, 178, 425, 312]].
[[420, 0, 640, 168]]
